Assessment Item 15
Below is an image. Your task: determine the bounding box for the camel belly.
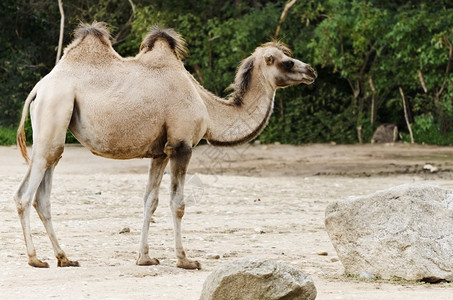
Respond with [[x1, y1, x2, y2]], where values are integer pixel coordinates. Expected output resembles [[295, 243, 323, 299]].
[[69, 127, 166, 159], [69, 105, 167, 159]]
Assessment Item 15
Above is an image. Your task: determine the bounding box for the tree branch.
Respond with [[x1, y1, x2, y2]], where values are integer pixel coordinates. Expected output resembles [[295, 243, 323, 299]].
[[112, 0, 135, 45], [369, 77, 376, 126], [192, 64, 204, 85], [437, 44, 452, 98], [359, 41, 377, 78], [275, 0, 297, 37], [418, 70, 428, 93], [55, 0, 65, 65]]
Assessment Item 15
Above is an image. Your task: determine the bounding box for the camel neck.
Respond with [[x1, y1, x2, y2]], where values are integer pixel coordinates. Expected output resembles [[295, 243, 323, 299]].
[[198, 69, 275, 146]]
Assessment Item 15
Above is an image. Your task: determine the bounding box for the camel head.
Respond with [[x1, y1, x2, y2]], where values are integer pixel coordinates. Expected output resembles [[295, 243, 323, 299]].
[[228, 42, 316, 106], [254, 42, 317, 88]]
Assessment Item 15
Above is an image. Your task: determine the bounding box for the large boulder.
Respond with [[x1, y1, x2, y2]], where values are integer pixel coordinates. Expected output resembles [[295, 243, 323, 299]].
[[325, 184, 453, 282], [200, 258, 317, 300]]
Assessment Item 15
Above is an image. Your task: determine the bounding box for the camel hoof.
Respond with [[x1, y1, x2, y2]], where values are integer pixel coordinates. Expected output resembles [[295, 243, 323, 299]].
[[57, 259, 80, 267], [28, 258, 49, 268], [177, 259, 201, 270], [136, 257, 160, 266]]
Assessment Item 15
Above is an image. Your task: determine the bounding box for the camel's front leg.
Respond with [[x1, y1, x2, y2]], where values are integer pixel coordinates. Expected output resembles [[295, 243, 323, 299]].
[[137, 156, 169, 266], [168, 143, 201, 270]]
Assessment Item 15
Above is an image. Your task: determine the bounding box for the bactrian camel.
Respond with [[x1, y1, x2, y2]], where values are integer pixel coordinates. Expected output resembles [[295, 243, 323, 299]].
[[15, 22, 316, 269]]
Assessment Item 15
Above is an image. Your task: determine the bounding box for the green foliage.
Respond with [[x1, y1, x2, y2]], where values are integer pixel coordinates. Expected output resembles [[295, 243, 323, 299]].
[[1, 0, 452, 145], [0, 0, 58, 127], [402, 113, 453, 145], [0, 126, 17, 145]]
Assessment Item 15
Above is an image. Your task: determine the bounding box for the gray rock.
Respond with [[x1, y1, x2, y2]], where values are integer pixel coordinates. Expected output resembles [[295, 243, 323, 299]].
[[325, 183, 453, 282], [200, 258, 316, 300], [371, 123, 399, 143], [119, 227, 130, 234]]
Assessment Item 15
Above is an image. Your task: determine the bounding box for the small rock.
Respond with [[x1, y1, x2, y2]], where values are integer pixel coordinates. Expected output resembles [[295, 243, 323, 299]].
[[330, 257, 339, 262], [206, 254, 220, 260], [254, 227, 265, 234], [222, 251, 238, 258], [95, 191, 102, 195], [423, 163, 438, 173], [359, 271, 376, 280], [119, 227, 130, 234], [316, 251, 328, 256]]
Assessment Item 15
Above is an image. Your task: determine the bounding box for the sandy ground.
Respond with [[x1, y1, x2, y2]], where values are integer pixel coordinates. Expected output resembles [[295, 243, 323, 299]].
[[1, 143, 453, 299]]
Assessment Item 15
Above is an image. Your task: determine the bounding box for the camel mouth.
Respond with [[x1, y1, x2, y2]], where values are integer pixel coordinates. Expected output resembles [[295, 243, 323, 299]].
[[294, 65, 317, 85], [284, 62, 316, 86], [299, 74, 316, 85], [303, 68, 317, 84], [277, 74, 316, 87]]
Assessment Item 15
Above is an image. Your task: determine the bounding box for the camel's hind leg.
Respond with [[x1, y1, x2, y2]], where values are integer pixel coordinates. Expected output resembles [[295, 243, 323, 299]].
[[33, 165, 79, 267], [137, 155, 169, 265], [14, 86, 75, 267], [166, 142, 201, 270], [15, 160, 51, 267]]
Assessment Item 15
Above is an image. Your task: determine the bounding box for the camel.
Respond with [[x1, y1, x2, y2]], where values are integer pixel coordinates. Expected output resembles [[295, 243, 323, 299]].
[[14, 22, 317, 269]]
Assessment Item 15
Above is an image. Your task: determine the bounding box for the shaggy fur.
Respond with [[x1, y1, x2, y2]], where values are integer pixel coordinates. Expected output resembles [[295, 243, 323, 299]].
[[74, 21, 111, 42], [140, 26, 188, 59], [229, 57, 255, 106], [261, 40, 293, 56]]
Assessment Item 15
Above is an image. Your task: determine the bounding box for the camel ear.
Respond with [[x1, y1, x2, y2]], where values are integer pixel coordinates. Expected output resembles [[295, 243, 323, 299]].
[[264, 54, 274, 65]]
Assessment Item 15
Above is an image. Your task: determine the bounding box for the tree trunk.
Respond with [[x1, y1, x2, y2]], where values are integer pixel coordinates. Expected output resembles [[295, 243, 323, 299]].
[[356, 125, 363, 144], [399, 87, 414, 144]]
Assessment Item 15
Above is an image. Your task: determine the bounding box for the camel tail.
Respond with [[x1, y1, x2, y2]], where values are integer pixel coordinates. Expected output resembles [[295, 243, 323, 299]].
[[17, 85, 38, 164]]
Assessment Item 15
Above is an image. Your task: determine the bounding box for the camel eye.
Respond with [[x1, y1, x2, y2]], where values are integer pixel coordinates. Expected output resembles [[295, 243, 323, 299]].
[[282, 60, 294, 71]]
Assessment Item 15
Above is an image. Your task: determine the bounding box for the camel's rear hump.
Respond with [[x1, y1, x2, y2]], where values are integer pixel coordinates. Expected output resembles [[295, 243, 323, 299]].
[[140, 27, 187, 59]]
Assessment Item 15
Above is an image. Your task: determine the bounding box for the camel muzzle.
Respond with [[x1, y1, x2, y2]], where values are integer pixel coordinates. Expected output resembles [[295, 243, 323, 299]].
[[305, 65, 317, 82]]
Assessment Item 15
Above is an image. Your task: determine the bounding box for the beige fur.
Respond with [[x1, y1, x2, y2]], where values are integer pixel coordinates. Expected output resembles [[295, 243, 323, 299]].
[[15, 22, 316, 269]]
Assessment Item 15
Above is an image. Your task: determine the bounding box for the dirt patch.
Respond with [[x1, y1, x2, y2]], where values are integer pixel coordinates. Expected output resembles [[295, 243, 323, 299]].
[[1, 143, 452, 299]]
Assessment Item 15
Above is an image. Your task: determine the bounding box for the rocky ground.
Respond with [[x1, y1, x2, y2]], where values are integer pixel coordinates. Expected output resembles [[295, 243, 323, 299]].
[[1, 143, 452, 299]]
